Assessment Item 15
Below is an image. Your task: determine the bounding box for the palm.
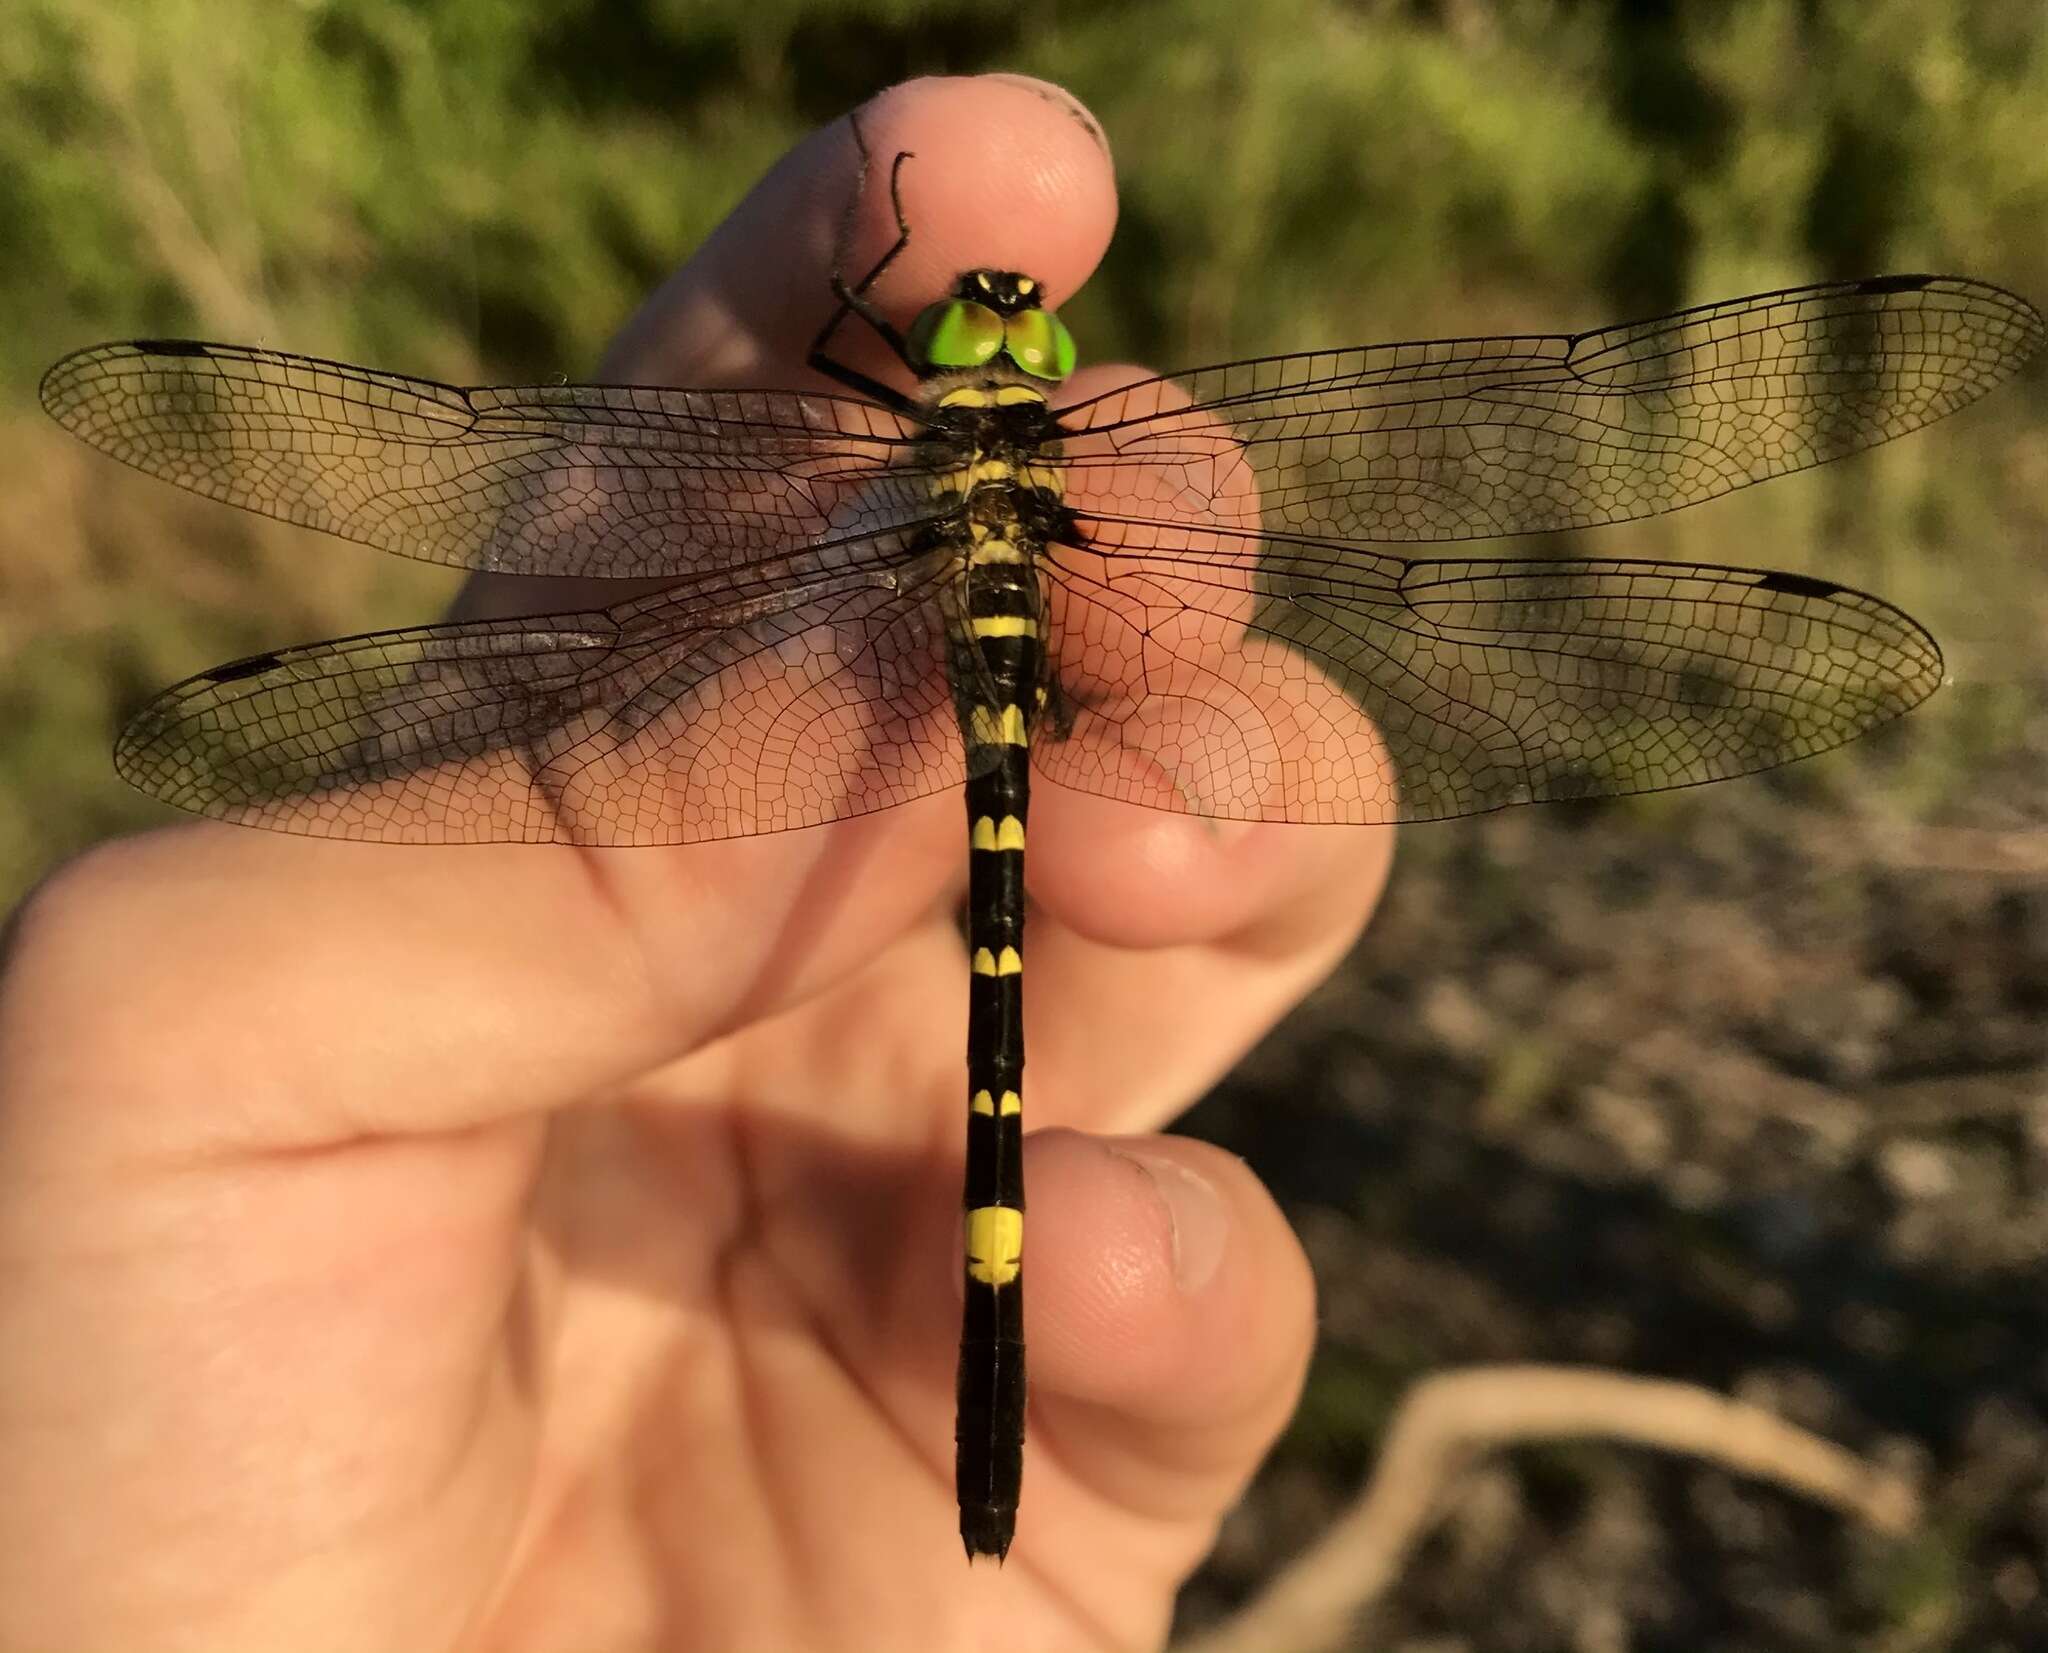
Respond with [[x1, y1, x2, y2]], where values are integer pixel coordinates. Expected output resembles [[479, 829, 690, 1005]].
[[333, 855, 1203, 1651]]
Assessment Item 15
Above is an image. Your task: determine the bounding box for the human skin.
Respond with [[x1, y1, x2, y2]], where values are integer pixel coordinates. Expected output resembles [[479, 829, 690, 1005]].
[[0, 76, 1392, 1653]]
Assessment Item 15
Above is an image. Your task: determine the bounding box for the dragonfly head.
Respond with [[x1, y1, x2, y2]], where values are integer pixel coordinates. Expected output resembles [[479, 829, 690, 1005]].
[[906, 269, 1076, 384]]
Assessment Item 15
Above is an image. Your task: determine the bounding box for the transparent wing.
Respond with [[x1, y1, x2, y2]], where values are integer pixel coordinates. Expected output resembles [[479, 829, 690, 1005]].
[[39, 340, 954, 581], [115, 560, 969, 845], [1053, 276, 2043, 543], [1037, 522, 1944, 824], [63, 275, 2027, 840]]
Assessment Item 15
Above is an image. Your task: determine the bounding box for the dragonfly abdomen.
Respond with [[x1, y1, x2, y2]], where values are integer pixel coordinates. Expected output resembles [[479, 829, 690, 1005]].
[[936, 390, 1063, 1562]]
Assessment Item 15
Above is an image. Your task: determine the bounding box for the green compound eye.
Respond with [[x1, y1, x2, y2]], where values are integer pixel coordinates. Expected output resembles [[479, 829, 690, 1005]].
[[1002, 309, 1077, 380], [907, 300, 1005, 370]]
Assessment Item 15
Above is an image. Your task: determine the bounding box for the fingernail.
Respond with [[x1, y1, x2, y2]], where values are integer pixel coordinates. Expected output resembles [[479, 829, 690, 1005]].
[[1115, 1147, 1228, 1294], [984, 75, 1111, 155]]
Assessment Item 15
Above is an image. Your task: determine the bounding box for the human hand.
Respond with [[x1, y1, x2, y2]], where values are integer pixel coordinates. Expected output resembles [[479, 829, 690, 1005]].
[[0, 76, 1390, 1652]]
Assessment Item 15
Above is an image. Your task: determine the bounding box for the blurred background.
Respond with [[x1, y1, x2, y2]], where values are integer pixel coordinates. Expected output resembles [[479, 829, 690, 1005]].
[[4, 1, 2044, 1647]]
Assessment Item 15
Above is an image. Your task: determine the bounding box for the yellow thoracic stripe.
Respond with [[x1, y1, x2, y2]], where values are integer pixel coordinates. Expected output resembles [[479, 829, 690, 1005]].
[[970, 1088, 1022, 1116], [932, 458, 1065, 497], [967, 535, 1027, 565], [968, 704, 1029, 747], [966, 1205, 1024, 1286], [936, 383, 1048, 409], [970, 815, 1026, 851], [970, 614, 1036, 639], [971, 945, 1024, 976]]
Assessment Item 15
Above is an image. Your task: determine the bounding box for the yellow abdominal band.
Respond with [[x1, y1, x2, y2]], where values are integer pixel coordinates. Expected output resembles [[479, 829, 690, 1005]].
[[970, 815, 1026, 851], [971, 1089, 1023, 1115], [966, 1205, 1024, 1286], [968, 705, 1029, 747]]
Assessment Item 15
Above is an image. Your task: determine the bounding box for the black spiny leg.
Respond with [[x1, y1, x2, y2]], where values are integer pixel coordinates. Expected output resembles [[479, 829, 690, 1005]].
[[808, 111, 922, 411], [1039, 673, 1081, 743]]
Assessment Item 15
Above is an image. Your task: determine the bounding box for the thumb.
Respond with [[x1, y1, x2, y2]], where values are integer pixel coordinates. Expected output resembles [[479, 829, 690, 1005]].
[[1018, 1130, 1316, 1574]]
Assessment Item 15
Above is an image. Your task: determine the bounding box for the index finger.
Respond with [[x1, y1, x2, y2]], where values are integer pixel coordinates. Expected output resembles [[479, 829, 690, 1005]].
[[601, 75, 1118, 391], [19, 81, 1123, 1150]]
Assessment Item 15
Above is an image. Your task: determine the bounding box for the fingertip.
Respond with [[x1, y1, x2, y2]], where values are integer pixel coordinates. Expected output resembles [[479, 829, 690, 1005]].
[[602, 74, 1117, 386], [1010, 1129, 1314, 1556], [1025, 1130, 1314, 1432], [845, 76, 1118, 318]]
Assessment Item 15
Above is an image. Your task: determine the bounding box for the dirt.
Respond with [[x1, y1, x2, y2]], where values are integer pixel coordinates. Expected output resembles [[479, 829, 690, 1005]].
[[1174, 678, 2048, 1652]]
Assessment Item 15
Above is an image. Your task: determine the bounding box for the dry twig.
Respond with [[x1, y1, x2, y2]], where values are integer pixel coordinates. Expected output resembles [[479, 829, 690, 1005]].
[[1176, 1363, 1918, 1653]]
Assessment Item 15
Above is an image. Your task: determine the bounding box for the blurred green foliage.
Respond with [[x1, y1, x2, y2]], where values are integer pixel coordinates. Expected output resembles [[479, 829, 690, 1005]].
[[1, 0, 2043, 896]]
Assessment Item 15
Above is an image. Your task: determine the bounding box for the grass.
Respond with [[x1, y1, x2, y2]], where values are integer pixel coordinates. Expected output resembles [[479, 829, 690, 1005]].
[[3, 0, 2044, 903]]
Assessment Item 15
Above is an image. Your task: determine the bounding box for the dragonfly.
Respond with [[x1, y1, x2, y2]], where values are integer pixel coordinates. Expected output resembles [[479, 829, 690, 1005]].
[[38, 125, 2043, 1559]]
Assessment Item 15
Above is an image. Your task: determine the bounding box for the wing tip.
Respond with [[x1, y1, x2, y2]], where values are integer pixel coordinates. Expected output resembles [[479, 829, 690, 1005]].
[[1857, 273, 2046, 370], [39, 338, 216, 428]]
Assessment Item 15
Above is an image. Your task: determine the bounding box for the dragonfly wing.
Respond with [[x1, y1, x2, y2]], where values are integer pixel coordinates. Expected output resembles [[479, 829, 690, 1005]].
[[1038, 524, 1944, 824], [1053, 276, 2043, 543], [40, 340, 947, 581], [115, 556, 966, 845]]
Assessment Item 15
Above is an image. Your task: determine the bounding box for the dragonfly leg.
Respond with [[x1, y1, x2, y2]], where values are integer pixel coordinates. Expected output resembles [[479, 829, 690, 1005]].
[[1038, 672, 1080, 742], [809, 112, 922, 409]]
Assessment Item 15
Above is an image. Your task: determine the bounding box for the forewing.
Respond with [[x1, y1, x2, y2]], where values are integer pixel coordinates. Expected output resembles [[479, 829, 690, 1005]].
[[1038, 523, 1944, 824], [40, 340, 947, 581], [115, 561, 967, 845], [1054, 276, 2043, 543]]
